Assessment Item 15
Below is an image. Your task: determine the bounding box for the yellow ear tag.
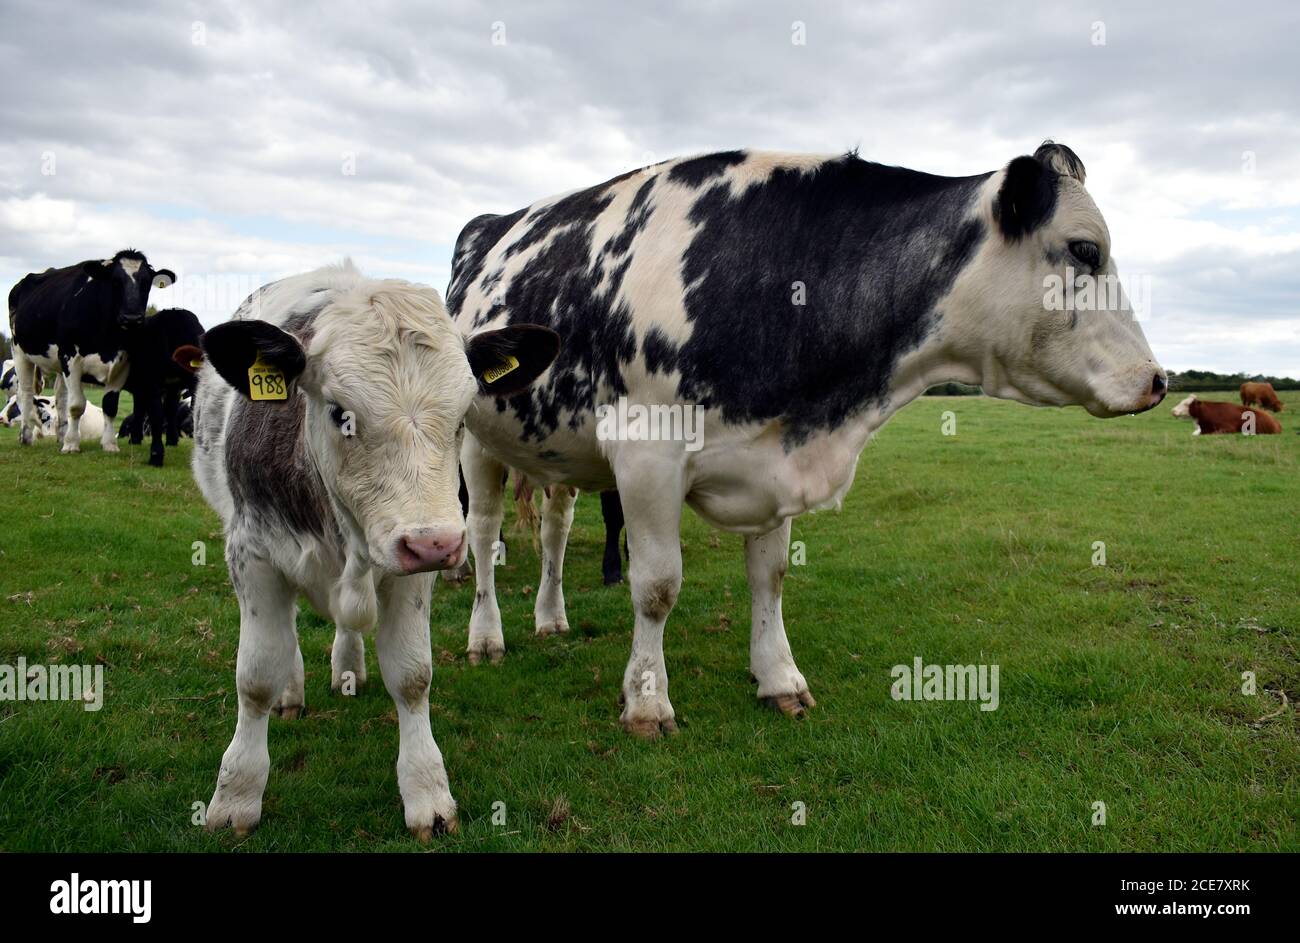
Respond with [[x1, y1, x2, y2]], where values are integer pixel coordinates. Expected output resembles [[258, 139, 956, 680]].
[[482, 354, 520, 385], [248, 353, 288, 401], [189, 359, 203, 369]]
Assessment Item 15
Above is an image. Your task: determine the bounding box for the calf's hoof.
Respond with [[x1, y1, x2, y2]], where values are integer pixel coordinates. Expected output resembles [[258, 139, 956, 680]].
[[534, 619, 569, 637], [762, 689, 816, 718], [272, 702, 303, 720], [466, 636, 505, 666], [205, 791, 261, 839], [410, 815, 459, 843], [102, 440, 120, 453], [60, 443, 80, 454], [622, 716, 678, 739]]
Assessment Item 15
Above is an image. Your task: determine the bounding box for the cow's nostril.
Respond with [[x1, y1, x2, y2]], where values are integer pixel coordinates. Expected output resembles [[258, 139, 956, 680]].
[[1151, 373, 1166, 394]]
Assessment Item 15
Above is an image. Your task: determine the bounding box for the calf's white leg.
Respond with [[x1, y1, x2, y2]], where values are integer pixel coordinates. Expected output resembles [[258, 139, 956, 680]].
[[207, 554, 298, 836], [375, 572, 457, 839], [463, 434, 507, 664], [534, 485, 576, 636], [615, 453, 683, 738], [330, 626, 367, 691], [746, 518, 815, 716], [271, 634, 305, 719]]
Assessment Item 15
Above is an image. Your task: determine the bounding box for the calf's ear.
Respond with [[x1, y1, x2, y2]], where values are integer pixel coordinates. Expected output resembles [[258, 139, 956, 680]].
[[172, 343, 205, 375], [466, 324, 561, 396], [202, 320, 306, 399], [995, 155, 1058, 240]]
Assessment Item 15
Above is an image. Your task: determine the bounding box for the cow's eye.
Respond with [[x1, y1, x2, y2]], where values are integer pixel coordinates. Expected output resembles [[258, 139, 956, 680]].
[[1069, 240, 1101, 268], [328, 403, 348, 426]]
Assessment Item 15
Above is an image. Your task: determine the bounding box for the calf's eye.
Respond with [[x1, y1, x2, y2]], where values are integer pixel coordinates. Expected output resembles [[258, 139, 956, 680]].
[[1069, 240, 1101, 268]]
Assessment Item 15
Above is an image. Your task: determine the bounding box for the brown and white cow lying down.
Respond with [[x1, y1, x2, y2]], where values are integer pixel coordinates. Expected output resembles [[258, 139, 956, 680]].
[[1171, 395, 1281, 435], [191, 262, 557, 838], [1240, 381, 1283, 412], [447, 142, 1166, 737]]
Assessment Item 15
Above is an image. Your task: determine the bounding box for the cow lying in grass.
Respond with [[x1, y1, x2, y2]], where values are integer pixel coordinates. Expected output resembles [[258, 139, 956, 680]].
[[191, 261, 557, 838], [1171, 395, 1281, 435]]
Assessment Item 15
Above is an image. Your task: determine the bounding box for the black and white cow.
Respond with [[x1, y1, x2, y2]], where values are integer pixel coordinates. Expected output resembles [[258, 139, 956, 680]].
[[448, 143, 1166, 736], [114, 307, 204, 466], [191, 261, 557, 838], [8, 249, 175, 452]]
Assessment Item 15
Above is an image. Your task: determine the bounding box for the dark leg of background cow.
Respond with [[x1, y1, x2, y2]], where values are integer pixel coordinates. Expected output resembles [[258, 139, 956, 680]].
[[103, 390, 122, 443], [601, 489, 627, 585], [145, 392, 166, 467], [163, 387, 181, 446]]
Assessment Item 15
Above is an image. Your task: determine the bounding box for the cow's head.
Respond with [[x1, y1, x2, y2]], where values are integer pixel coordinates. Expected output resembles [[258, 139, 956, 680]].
[[950, 142, 1165, 417], [82, 250, 175, 328], [1171, 395, 1196, 418], [204, 280, 559, 576]]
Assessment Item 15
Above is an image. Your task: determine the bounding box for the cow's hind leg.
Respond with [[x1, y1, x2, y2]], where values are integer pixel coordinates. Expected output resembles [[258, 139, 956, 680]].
[[535, 485, 575, 636], [330, 626, 367, 692], [463, 434, 507, 664], [746, 518, 814, 717], [272, 632, 305, 719], [207, 553, 298, 837], [59, 358, 86, 453], [13, 349, 40, 445], [600, 489, 626, 585], [615, 456, 683, 738], [99, 358, 127, 452], [376, 573, 457, 840]]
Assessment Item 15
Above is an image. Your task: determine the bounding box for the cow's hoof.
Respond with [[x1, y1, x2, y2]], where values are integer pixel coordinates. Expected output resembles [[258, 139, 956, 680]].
[[60, 443, 80, 454], [410, 815, 458, 843], [148, 454, 164, 467], [102, 441, 120, 454], [534, 619, 569, 637], [622, 716, 678, 739], [273, 703, 303, 720], [762, 690, 816, 718], [466, 637, 505, 666], [205, 793, 261, 838]]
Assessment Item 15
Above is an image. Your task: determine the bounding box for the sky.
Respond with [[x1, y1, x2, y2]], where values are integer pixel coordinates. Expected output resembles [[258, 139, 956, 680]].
[[1, 0, 1298, 375]]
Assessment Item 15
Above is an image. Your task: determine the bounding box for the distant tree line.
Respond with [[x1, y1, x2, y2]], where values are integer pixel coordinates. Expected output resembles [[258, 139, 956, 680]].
[[924, 370, 1299, 396]]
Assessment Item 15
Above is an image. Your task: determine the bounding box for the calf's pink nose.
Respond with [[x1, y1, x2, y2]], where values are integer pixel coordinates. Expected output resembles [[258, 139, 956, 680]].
[[396, 528, 465, 573]]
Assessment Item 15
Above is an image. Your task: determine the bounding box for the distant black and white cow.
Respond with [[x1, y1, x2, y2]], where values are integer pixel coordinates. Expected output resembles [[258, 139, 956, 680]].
[[448, 143, 1166, 736], [191, 261, 557, 838], [114, 307, 204, 466], [8, 249, 175, 453]]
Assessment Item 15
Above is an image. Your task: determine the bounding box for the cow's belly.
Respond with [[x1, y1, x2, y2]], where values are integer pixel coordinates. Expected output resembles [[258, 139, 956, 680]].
[[683, 411, 879, 534]]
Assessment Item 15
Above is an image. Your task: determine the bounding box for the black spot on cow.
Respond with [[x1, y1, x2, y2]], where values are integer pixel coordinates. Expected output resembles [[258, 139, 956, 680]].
[[667, 150, 746, 187]]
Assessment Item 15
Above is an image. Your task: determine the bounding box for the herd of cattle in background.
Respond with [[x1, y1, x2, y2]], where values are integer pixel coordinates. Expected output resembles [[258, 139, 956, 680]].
[[0, 142, 1292, 839]]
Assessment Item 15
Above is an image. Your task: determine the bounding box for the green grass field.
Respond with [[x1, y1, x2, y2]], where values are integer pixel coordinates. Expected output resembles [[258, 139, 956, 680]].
[[0, 390, 1295, 852]]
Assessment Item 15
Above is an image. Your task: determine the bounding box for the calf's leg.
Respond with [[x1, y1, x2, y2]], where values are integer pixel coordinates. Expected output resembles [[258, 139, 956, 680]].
[[535, 485, 576, 636], [207, 555, 298, 836], [746, 518, 814, 717], [463, 434, 507, 664], [376, 573, 457, 839], [600, 489, 626, 585], [615, 455, 683, 738]]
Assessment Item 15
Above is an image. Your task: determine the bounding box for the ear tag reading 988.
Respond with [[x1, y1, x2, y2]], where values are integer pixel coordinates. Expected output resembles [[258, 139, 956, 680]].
[[482, 354, 519, 385], [248, 354, 288, 401]]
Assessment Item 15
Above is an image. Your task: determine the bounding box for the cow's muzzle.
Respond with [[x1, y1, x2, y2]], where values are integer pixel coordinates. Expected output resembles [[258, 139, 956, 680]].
[[394, 527, 467, 574]]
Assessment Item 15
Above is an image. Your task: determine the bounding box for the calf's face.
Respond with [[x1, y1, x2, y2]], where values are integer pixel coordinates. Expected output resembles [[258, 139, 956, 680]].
[[205, 283, 559, 576], [959, 143, 1165, 417]]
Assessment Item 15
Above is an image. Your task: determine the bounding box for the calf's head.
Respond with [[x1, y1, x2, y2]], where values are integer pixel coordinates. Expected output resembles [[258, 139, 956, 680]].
[[82, 249, 175, 328], [952, 142, 1165, 417], [204, 281, 558, 576]]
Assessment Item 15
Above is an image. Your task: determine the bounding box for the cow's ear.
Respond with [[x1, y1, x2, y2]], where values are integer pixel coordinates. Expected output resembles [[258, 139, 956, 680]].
[[152, 269, 176, 290], [172, 343, 204, 375], [995, 155, 1058, 240], [465, 324, 561, 396], [202, 320, 306, 399], [82, 260, 112, 280]]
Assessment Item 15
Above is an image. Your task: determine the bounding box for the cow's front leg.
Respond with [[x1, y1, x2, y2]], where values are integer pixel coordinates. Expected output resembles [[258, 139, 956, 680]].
[[463, 434, 507, 664], [616, 455, 683, 738], [59, 358, 85, 453], [163, 387, 181, 446], [535, 485, 576, 636], [746, 518, 814, 717], [376, 573, 457, 840], [207, 555, 298, 837], [99, 359, 127, 452]]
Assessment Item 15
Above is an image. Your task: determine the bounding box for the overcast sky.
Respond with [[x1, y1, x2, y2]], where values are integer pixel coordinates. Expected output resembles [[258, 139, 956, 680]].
[[2, 0, 1297, 375]]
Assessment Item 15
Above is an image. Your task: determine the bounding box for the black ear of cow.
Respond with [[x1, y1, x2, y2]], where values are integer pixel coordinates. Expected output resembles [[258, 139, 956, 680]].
[[203, 320, 306, 398], [995, 155, 1058, 240], [466, 325, 561, 396]]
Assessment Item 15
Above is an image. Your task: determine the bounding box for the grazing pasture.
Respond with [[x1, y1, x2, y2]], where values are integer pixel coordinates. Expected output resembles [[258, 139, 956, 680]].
[[0, 390, 1294, 852]]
